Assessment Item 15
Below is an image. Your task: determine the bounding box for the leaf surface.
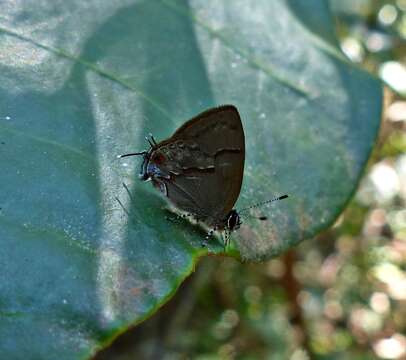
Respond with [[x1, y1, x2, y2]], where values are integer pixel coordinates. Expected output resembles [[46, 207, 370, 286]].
[[0, 0, 381, 358]]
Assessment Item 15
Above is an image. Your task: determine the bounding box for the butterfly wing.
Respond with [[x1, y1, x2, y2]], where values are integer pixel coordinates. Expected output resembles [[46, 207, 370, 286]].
[[149, 105, 245, 228]]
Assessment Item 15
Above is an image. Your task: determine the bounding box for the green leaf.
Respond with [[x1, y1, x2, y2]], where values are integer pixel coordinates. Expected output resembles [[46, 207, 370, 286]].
[[0, 0, 382, 358]]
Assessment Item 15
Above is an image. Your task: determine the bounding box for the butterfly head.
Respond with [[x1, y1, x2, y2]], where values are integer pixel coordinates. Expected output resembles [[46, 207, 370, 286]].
[[119, 134, 167, 182]]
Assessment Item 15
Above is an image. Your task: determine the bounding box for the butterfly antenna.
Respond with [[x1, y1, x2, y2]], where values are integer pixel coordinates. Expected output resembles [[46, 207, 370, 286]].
[[118, 133, 157, 158], [149, 133, 157, 146], [117, 151, 147, 158], [240, 213, 268, 221], [145, 136, 155, 148], [238, 194, 288, 214]]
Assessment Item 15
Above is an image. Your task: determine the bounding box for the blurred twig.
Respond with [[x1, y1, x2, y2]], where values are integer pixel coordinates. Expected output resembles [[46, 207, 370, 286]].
[[280, 249, 312, 357]]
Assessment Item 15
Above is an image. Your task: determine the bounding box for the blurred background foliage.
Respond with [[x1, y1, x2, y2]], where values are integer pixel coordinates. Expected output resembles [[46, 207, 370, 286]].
[[96, 1, 406, 359]]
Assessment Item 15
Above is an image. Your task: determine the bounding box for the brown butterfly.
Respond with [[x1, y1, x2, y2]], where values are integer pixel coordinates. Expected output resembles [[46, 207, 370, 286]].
[[120, 105, 287, 246]]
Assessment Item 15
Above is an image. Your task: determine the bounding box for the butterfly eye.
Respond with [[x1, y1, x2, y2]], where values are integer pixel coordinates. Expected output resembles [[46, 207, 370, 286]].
[[152, 153, 166, 164]]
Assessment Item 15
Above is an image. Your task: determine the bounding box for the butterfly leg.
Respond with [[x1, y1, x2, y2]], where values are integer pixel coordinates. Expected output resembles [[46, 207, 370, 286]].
[[201, 230, 213, 247], [223, 229, 231, 251], [114, 196, 130, 217], [122, 182, 134, 202], [201, 226, 217, 247], [114, 182, 134, 217], [114, 183, 142, 226]]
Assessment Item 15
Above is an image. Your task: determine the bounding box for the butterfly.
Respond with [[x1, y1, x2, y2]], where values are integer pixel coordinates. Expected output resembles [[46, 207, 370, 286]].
[[119, 105, 287, 247]]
